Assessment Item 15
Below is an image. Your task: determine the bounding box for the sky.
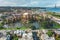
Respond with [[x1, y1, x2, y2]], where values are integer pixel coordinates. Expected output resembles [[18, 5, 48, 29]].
[[0, 0, 60, 7]]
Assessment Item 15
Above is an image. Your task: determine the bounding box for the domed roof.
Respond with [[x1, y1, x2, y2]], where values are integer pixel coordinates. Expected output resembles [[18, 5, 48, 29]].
[[23, 12, 28, 15]]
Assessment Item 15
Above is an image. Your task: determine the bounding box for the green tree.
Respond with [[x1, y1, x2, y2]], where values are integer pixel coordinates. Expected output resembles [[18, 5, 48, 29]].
[[47, 30, 53, 37], [13, 34, 18, 40]]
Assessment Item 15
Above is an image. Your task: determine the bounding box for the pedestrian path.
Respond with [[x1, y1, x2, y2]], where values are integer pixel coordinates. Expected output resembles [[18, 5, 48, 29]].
[[0, 37, 6, 40]]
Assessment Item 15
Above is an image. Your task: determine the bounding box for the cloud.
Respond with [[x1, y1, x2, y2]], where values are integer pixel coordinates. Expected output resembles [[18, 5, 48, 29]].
[[0, 0, 16, 6], [0, 0, 60, 7], [19, 4, 28, 6], [45, 5, 55, 7], [55, 0, 60, 7], [30, 1, 39, 4]]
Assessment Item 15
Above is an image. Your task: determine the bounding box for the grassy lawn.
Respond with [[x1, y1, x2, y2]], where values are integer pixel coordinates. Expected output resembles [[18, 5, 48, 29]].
[[39, 21, 60, 29], [0, 26, 31, 30], [52, 15, 60, 18], [0, 20, 60, 30], [53, 22, 60, 29]]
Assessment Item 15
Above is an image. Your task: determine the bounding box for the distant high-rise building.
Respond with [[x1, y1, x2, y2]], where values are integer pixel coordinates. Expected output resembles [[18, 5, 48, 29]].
[[55, 4, 57, 8]]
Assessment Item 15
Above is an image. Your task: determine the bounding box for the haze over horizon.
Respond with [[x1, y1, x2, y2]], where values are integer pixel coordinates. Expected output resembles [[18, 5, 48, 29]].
[[0, 0, 59, 7]]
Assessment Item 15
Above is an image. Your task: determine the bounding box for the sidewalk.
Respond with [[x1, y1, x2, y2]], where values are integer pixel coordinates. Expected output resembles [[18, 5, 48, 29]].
[[0, 37, 6, 40]]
